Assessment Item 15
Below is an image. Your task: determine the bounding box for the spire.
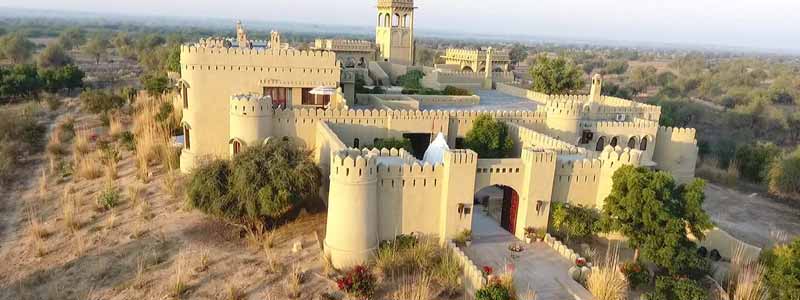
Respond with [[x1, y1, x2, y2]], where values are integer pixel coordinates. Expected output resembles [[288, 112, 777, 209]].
[[236, 21, 252, 49], [482, 47, 494, 89], [590, 73, 603, 102]]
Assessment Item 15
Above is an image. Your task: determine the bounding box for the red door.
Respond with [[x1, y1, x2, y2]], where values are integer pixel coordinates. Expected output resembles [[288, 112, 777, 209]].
[[501, 186, 519, 235]]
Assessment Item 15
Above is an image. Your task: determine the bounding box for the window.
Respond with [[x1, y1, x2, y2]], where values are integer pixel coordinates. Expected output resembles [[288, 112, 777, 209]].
[[596, 136, 606, 151], [640, 137, 648, 151], [233, 140, 242, 155], [610, 137, 618, 147], [181, 84, 188, 109], [301, 88, 330, 106], [264, 87, 291, 108], [393, 14, 400, 27], [183, 126, 191, 150], [354, 138, 360, 148], [628, 137, 637, 149]]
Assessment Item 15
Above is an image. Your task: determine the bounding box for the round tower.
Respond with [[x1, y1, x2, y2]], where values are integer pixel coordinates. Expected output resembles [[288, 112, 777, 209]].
[[229, 93, 273, 156], [544, 99, 585, 143], [325, 150, 379, 268]]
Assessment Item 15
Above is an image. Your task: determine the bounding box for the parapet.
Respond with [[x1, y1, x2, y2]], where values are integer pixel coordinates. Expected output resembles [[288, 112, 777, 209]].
[[330, 150, 378, 183], [595, 119, 659, 131], [658, 126, 697, 143], [598, 146, 643, 167], [230, 93, 272, 117], [378, 0, 414, 8], [443, 149, 478, 165], [540, 99, 586, 118]]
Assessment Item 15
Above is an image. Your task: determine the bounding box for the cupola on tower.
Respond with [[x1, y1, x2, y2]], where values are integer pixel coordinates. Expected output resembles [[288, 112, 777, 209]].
[[375, 0, 415, 65]]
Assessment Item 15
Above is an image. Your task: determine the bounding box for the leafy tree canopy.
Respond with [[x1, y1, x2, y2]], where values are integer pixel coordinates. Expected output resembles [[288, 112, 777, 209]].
[[397, 70, 425, 90], [83, 36, 110, 64], [187, 140, 322, 224], [464, 114, 514, 159], [141, 73, 171, 97], [37, 42, 73, 69], [550, 202, 600, 242], [57, 27, 85, 50], [79, 89, 125, 114], [529, 55, 585, 95], [602, 166, 713, 276], [0, 32, 35, 64], [760, 239, 800, 300], [734, 142, 781, 184], [508, 44, 528, 65]]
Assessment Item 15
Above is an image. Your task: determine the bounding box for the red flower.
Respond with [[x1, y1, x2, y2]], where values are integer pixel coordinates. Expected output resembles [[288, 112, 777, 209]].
[[575, 258, 587, 267], [482, 266, 493, 275]]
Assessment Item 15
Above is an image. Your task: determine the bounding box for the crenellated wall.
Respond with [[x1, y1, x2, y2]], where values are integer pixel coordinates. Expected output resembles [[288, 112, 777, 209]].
[[653, 126, 699, 184]]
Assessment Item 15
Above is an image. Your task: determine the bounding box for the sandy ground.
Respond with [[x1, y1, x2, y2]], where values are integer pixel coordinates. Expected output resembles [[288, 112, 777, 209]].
[[703, 183, 800, 248], [0, 100, 337, 300]]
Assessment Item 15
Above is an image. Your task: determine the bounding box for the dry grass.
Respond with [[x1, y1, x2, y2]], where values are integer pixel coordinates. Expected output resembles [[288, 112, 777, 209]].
[[320, 252, 335, 277], [46, 128, 67, 157], [725, 244, 769, 300], [286, 265, 305, 298], [127, 184, 143, 206], [195, 248, 210, 273], [104, 158, 118, 182], [133, 92, 175, 182], [27, 207, 47, 257], [168, 252, 188, 298], [586, 247, 628, 300], [263, 249, 285, 274], [391, 274, 435, 300], [61, 185, 80, 233], [73, 129, 91, 155], [161, 170, 184, 203], [37, 169, 48, 202], [76, 152, 104, 180], [109, 113, 125, 137], [224, 282, 245, 300], [498, 272, 517, 299], [697, 158, 740, 186]]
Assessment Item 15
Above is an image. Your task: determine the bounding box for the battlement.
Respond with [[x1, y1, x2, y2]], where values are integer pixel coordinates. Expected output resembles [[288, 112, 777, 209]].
[[378, 0, 414, 9], [521, 148, 558, 163], [330, 150, 378, 182], [443, 149, 478, 165], [442, 48, 511, 61], [540, 99, 586, 118], [181, 45, 336, 59], [230, 93, 272, 117], [513, 124, 587, 156], [555, 157, 603, 174], [658, 126, 697, 143], [595, 119, 659, 130], [314, 39, 375, 52], [598, 146, 643, 167]]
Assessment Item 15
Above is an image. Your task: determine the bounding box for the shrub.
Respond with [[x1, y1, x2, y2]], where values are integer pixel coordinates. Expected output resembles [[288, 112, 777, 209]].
[[336, 265, 376, 300], [79, 89, 126, 114], [433, 249, 462, 296], [453, 229, 472, 246], [760, 239, 800, 300], [96, 186, 120, 210], [396, 70, 425, 90], [369, 137, 412, 151], [475, 283, 511, 300], [768, 152, 800, 197], [118, 131, 135, 151], [734, 142, 781, 184], [464, 114, 514, 159], [444, 85, 471, 96], [620, 261, 650, 289], [392, 274, 435, 300], [550, 202, 600, 242], [187, 139, 322, 223], [588, 256, 628, 300], [645, 276, 708, 300]]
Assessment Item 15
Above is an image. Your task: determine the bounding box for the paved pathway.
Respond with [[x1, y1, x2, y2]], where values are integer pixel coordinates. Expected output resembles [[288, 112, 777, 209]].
[[463, 206, 591, 300]]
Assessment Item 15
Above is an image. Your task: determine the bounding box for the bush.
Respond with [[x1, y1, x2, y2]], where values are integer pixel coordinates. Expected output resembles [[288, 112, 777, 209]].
[[80, 89, 125, 114], [769, 152, 800, 197], [369, 137, 412, 151], [550, 202, 600, 241], [734, 142, 781, 183], [464, 114, 514, 159], [645, 276, 707, 300], [397, 70, 425, 90], [475, 283, 511, 300], [443, 85, 471, 96], [336, 265, 376, 300], [187, 139, 321, 223], [620, 261, 650, 289], [96, 187, 120, 210], [118, 131, 136, 151], [760, 239, 800, 300]]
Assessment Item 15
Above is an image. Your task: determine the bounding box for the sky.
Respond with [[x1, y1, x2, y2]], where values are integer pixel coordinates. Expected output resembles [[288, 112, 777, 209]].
[[1, 0, 798, 52]]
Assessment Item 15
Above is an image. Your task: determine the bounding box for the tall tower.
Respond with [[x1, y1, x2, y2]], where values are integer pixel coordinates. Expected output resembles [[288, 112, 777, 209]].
[[589, 73, 603, 102], [235, 21, 252, 49], [376, 0, 415, 66]]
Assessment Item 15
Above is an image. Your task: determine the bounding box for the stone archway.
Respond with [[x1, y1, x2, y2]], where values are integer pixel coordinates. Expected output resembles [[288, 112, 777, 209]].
[[474, 185, 520, 235], [462, 65, 474, 72]]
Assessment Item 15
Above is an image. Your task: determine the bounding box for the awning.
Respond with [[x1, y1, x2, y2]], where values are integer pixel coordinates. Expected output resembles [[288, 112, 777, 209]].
[[309, 86, 337, 96]]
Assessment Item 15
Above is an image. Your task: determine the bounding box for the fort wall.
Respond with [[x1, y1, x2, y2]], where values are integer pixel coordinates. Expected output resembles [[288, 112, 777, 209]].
[[653, 126, 699, 184]]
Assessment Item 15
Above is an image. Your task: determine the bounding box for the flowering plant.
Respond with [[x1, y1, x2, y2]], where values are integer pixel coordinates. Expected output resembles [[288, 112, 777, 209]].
[[575, 257, 587, 267], [481, 266, 493, 276], [336, 265, 375, 299]]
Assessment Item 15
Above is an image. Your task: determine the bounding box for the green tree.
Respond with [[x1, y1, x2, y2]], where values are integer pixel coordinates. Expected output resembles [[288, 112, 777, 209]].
[[768, 150, 800, 197], [141, 73, 171, 97], [0, 33, 35, 64], [734, 142, 781, 183], [760, 239, 800, 300], [187, 140, 322, 223], [646, 276, 708, 300], [528, 55, 585, 95], [79, 89, 125, 114], [397, 70, 425, 90], [0, 64, 43, 99], [656, 71, 678, 87], [550, 202, 600, 242], [508, 44, 529, 65], [166, 45, 181, 73], [37, 43, 73, 69], [604, 60, 629, 75], [57, 28, 85, 50], [83, 36, 109, 64], [627, 65, 658, 95], [39, 64, 84, 93], [602, 166, 713, 276], [464, 114, 514, 159]]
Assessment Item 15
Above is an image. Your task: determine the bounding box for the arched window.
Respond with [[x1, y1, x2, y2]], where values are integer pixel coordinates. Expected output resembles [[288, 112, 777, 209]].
[[232, 140, 242, 155], [354, 138, 360, 148], [181, 84, 188, 109], [377, 13, 382, 26], [627, 136, 637, 149], [610, 137, 618, 147], [403, 14, 410, 27], [393, 14, 400, 27], [640, 137, 649, 151], [384, 14, 390, 27], [596, 136, 606, 151]]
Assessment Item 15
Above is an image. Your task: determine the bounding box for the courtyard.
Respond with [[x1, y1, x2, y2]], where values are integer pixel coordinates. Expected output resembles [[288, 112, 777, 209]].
[[463, 204, 592, 299], [420, 89, 537, 111]]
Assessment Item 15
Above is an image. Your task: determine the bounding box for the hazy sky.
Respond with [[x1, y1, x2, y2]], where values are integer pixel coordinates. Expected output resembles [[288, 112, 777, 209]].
[[2, 0, 798, 51]]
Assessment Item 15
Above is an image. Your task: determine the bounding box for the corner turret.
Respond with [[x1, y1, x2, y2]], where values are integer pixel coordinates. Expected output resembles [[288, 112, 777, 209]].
[[229, 93, 273, 156]]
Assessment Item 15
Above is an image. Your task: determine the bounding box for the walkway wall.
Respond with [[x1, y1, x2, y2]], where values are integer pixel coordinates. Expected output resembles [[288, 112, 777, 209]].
[[446, 241, 486, 298]]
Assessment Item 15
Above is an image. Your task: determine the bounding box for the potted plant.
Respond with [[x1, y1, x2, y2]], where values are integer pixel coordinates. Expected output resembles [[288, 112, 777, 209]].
[[454, 229, 473, 247], [523, 227, 535, 243]]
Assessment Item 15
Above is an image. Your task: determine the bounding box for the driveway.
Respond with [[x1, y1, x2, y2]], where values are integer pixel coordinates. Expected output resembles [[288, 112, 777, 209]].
[[703, 183, 800, 248], [463, 205, 591, 300]]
